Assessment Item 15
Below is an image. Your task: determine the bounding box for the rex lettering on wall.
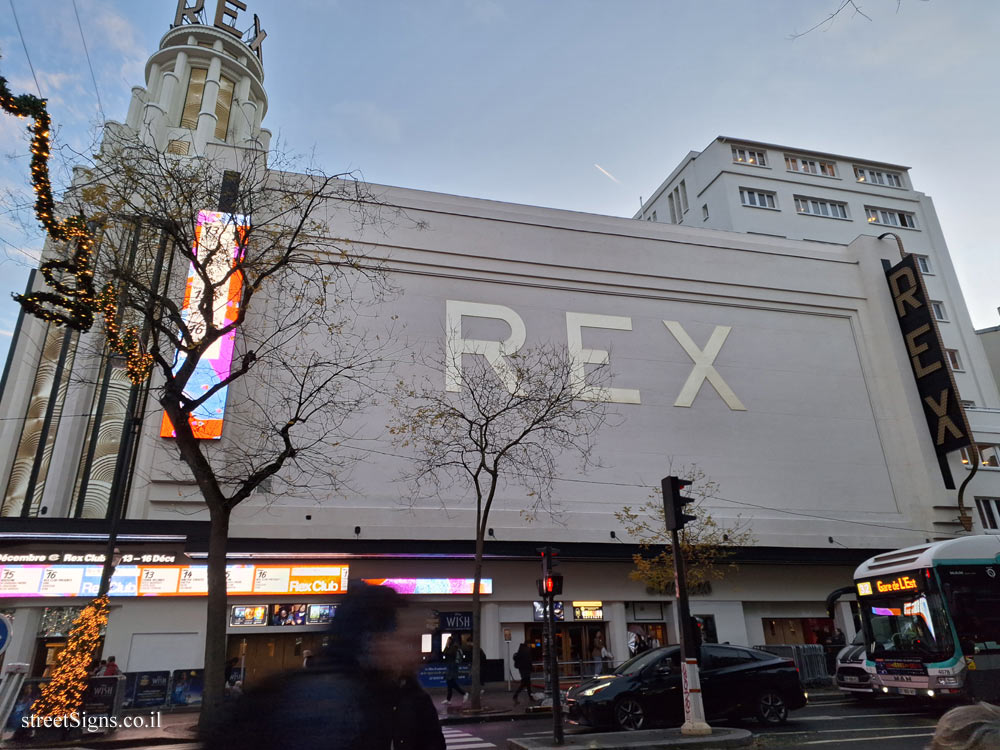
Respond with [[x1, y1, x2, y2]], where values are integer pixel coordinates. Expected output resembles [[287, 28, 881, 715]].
[[885, 253, 971, 456], [444, 300, 746, 410]]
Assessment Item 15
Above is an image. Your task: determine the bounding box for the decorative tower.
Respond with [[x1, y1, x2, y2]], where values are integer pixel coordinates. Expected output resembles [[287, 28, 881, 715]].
[[124, 1, 270, 156]]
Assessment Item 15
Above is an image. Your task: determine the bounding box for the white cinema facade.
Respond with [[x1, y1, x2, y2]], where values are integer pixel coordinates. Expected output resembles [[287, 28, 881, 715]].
[[1, 2, 999, 688]]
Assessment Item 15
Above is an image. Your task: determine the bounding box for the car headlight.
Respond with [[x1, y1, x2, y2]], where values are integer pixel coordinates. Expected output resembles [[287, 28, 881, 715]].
[[581, 682, 612, 697]]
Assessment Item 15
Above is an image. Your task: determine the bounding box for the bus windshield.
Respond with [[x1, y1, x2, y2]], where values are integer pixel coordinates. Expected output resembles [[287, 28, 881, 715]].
[[939, 565, 1000, 657], [860, 574, 954, 662]]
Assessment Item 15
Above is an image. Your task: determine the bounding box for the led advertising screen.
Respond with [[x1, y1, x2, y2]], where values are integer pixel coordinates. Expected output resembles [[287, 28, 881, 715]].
[[271, 603, 308, 626], [230, 605, 268, 626], [307, 604, 336, 624], [361, 578, 492, 595], [161, 210, 248, 440]]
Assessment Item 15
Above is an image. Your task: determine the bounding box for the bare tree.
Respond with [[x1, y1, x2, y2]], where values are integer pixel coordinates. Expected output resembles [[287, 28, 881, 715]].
[[29, 129, 393, 727], [615, 464, 755, 595], [389, 342, 609, 710]]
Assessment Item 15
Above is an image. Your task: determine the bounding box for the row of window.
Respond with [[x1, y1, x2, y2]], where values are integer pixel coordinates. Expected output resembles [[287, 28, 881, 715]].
[[975, 495, 1000, 530], [732, 146, 904, 188], [739, 187, 918, 228]]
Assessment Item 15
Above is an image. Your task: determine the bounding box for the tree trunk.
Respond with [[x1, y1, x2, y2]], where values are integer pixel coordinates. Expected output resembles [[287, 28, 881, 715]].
[[470, 533, 484, 710], [198, 503, 231, 734]]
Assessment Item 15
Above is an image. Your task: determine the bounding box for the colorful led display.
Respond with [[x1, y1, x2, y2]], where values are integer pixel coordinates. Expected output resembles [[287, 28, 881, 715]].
[[0, 563, 349, 598], [361, 578, 492, 595], [160, 210, 248, 440]]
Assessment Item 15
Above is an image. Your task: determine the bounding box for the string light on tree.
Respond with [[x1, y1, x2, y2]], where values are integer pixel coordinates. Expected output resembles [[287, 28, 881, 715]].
[[31, 596, 109, 719]]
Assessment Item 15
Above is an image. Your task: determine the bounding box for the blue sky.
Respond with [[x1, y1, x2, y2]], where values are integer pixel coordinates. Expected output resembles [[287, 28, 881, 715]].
[[1, 0, 998, 363]]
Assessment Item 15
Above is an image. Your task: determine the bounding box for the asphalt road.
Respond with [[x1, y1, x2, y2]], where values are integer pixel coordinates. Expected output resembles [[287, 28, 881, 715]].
[[459, 694, 951, 749]]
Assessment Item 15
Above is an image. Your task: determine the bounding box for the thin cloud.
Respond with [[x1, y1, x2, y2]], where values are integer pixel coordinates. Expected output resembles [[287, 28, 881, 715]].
[[594, 164, 621, 184]]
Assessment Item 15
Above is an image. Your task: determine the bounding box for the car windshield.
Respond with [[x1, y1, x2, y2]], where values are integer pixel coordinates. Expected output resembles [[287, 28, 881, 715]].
[[613, 648, 672, 675]]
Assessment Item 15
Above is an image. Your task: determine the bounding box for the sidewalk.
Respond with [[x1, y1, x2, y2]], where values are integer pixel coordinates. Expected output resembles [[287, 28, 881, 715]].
[[6, 683, 849, 747]]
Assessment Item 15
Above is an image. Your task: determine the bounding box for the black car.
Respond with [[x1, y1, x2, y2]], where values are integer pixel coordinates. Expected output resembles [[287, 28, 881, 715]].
[[565, 644, 807, 731]]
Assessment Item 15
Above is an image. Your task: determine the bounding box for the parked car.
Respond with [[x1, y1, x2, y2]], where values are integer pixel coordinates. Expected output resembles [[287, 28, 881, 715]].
[[834, 632, 874, 698], [565, 644, 807, 731]]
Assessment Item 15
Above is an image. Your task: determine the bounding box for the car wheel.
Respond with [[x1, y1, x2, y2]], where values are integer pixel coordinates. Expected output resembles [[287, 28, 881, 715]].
[[614, 696, 646, 731], [756, 691, 789, 725]]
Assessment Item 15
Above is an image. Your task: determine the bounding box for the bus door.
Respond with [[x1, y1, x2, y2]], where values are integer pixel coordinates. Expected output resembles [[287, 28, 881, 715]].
[[938, 564, 1000, 701]]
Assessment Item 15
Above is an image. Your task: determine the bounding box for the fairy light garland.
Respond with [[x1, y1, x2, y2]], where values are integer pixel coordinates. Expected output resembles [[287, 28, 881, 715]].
[[31, 596, 109, 719], [1, 71, 151, 384]]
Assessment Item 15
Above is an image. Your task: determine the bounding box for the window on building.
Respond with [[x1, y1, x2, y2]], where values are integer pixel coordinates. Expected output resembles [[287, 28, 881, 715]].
[[931, 301, 948, 321], [702, 204, 709, 221], [963, 446, 1000, 470], [785, 156, 836, 177], [668, 193, 678, 223], [214, 74, 236, 141], [915, 254, 933, 274], [651, 211, 657, 222], [854, 166, 903, 187], [679, 181, 689, 212], [946, 348, 963, 371], [865, 207, 916, 228], [976, 498, 1000, 529], [732, 146, 767, 167], [180, 68, 208, 130], [794, 196, 848, 219], [740, 189, 777, 209], [960, 400, 976, 409]]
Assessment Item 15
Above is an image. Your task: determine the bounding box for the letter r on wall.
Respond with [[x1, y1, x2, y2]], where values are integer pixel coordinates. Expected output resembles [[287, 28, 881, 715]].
[[445, 301, 526, 394]]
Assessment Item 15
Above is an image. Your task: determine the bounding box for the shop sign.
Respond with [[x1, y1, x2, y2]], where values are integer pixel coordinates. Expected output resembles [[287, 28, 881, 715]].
[[230, 605, 268, 626], [173, 1, 267, 63], [169, 669, 204, 706], [362, 578, 492, 595], [0, 563, 349, 598], [885, 254, 971, 457], [438, 611, 472, 631], [81, 677, 119, 719], [572, 601, 604, 620], [0, 551, 181, 565]]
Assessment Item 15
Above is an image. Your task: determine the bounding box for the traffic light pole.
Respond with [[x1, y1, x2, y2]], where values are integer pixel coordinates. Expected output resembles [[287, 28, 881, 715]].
[[540, 545, 564, 745], [663, 478, 711, 737]]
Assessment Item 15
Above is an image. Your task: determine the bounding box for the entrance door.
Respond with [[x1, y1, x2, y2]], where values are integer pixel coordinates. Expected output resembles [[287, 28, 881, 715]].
[[228, 633, 326, 687], [524, 624, 608, 678]]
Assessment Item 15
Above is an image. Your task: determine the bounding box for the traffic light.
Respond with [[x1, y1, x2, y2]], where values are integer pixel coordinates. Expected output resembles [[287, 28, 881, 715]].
[[536, 574, 563, 597], [662, 475, 696, 531]]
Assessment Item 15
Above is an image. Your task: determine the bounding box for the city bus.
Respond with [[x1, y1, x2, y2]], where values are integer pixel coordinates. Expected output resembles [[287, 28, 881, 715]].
[[854, 536, 1000, 701]]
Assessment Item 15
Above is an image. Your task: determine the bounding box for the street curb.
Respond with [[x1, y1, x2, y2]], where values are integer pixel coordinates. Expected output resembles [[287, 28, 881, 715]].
[[507, 726, 754, 749], [440, 709, 552, 725]]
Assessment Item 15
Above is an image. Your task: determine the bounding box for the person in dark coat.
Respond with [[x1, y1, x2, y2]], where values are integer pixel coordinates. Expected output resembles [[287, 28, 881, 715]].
[[441, 635, 467, 705], [204, 584, 445, 750], [511, 643, 534, 705]]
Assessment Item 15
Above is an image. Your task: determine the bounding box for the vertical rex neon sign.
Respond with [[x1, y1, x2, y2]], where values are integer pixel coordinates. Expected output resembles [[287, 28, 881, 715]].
[[161, 210, 247, 440]]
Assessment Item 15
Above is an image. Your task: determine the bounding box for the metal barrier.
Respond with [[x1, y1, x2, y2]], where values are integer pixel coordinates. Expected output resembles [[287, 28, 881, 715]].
[[754, 644, 833, 687]]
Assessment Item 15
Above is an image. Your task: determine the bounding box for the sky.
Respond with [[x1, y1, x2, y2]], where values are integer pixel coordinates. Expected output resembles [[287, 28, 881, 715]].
[[1, 0, 999, 364]]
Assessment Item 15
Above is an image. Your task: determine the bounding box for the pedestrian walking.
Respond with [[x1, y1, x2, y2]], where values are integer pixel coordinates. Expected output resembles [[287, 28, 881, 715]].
[[511, 643, 534, 705], [206, 584, 445, 750], [441, 635, 467, 706]]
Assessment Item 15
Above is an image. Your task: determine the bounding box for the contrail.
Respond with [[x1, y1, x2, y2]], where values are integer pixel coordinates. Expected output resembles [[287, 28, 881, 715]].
[[594, 163, 621, 184]]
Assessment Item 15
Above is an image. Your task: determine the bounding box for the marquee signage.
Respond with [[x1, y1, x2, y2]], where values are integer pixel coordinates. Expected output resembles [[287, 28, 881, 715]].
[[161, 211, 249, 440], [885, 254, 971, 457], [0, 563, 349, 598], [857, 574, 920, 597], [173, 1, 267, 62], [0, 551, 181, 565], [572, 601, 604, 620]]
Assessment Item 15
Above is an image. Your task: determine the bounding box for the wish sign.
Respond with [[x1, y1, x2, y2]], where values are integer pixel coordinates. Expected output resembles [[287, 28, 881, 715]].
[[161, 211, 248, 439]]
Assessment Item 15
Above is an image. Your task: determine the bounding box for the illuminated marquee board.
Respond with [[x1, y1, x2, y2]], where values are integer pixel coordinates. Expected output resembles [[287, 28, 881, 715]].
[[856, 574, 920, 597], [0, 564, 348, 598], [161, 210, 248, 440], [362, 578, 492, 595]]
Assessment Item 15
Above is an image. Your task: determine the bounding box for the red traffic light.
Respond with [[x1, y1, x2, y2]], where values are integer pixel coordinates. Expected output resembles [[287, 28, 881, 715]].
[[538, 574, 563, 597]]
